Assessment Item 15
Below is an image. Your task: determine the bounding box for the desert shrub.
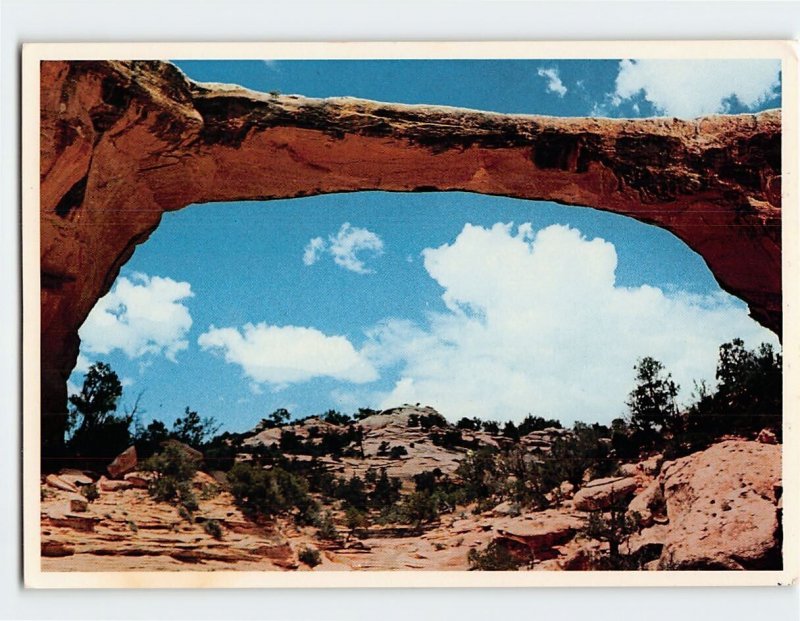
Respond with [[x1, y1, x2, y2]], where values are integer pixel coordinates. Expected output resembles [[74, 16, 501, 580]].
[[203, 518, 223, 540], [315, 511, 341, 542], [400, 491, 440, 530], [431, 429, 471, 450], [494, 447, 549, 509], [407, 412, 448, 430], [481, 420, 500, 434], [370, 469, 402, 509], [279, 430, 303, 453], [413, 468, 444, 494], [80, 483, 99, 503], [322, 410, 351, 426], [502, 421, 520, 442], [456, 417, 482, 431], [141, 442, 200, 512], [227, 462, 317, 523], [202, 430, 247, 471], [418, 412, 448, 430], [344, 506, 369, 539], [389, 445, 408, 459], [467, 541, 524, 571], [517, 414, 562, 435], [548, 422, 615, 486], [332, 475, 368, 510], [455, 447, 499, 502], [299, 546, 322, 567], [580, 490, 643, 569], [355, 407, 379, 420], [199, 482, 221, 500], [377, 440, 390, 456]]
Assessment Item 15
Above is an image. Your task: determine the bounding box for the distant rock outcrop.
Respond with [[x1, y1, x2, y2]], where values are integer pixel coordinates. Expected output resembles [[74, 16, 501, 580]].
[[40, 60, 782, 451]]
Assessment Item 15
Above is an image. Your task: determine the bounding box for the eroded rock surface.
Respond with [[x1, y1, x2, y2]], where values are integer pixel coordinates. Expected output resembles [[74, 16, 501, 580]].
[[40, 60, 782, 450], [657, 440, 781, 569]]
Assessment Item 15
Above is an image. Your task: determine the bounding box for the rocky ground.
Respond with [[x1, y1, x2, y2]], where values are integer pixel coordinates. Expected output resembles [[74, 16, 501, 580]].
[[41, 409, 782, 572]]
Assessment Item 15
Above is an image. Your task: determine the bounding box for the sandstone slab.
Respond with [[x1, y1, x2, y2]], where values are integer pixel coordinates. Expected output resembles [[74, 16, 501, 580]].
[[573, 476, 639, 512]]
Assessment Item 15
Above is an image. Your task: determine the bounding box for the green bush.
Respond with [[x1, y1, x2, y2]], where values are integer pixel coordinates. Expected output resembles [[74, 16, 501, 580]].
[[467, 541, 525, 571], [80, 483, 100, 503], [298, 546, 322, 567], [315, 511, 341, 542], [203, 518, 224, 540], [227, 462, 317, 523], [141, 442, 200, 513], [344, 506, 368, 539]]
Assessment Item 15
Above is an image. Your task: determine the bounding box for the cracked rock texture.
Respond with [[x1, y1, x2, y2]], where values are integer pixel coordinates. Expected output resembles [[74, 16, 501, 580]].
[[40, 61, 782, 450]]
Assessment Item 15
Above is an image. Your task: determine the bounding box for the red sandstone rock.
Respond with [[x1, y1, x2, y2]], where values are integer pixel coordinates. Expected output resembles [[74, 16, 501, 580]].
[[98, 476, 133, 492], [756, 428, 778, 444], [123, 472, 152, 489], [107, 446, 138, 479], [573, 476, 639, 512], [45, 474, 78, 493], [657, 440, 781, 570], [627, 478, 665, 528]]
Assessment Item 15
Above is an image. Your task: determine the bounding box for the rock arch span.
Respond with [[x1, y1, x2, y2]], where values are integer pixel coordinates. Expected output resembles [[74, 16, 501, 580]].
[[39, 60, 782, 453]]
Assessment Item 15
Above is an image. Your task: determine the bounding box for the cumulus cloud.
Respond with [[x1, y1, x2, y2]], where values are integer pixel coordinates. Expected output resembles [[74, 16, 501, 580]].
[[79, 273, 194, 361], [612, 59, 780, 118], [198, 322, 378, 389], [537, 67, 568, 97], [302, 223, 384, 273], [303, 237, 326, 266], [362, 223, 778, 425]]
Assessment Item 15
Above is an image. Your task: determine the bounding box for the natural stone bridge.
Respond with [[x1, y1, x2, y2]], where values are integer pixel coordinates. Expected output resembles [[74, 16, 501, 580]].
[[40, 60, 782, 452]]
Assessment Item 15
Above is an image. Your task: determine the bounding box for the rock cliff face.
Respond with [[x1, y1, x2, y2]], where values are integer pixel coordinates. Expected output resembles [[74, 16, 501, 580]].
[[39, 61, 782, 449]]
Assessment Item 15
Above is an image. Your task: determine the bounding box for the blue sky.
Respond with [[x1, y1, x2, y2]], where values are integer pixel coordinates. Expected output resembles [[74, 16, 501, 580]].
[[70, 59, 782, 432]]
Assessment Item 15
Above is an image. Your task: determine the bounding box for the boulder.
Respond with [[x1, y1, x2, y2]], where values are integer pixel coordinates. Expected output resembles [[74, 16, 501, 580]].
[[494, 510, 584, 560], [559, 480, 575, 498], [617, 463, 639, 477], [98, 476, 133, 492], [573, 476, 639, 512], [491, 501, 518, 517], [756, 428, 778, 445], [124, 472, 153, 489], [638, 454, 664, 476], [69, 496, 89, 513], [58, 469, 93, 487], [45, 474, 78, 493], [627, 478, 665, 528], [658, 440, 781, 570], [107, 445, 138, 479]]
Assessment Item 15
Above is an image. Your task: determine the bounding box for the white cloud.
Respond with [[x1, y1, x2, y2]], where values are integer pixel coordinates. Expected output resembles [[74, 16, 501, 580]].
[[198, 322, 378, 389], [363, 223, 778, 425], [537, 67, 568, 97], [302, 223, 384, 273], [303, 237, 326, 266], [79, 273, 194, 362], [613, 59, 780, 118]]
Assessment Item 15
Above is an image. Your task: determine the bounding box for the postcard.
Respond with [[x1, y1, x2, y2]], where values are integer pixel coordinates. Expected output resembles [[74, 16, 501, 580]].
[[22, 40, 798, 588]]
